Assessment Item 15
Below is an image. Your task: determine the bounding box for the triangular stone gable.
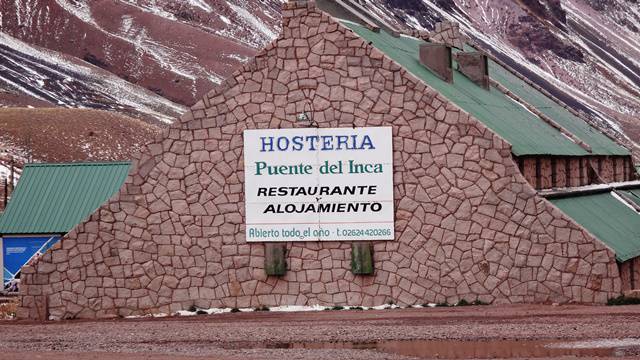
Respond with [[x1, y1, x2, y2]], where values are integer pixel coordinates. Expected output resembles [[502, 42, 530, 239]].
[[18, 1, 620, 320]]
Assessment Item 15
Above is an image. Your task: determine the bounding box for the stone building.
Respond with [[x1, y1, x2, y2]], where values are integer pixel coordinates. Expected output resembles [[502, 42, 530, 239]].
[[16, 1, 640, 320]]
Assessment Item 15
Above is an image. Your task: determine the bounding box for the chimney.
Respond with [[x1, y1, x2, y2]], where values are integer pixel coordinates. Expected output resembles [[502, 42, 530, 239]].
[[456, 52, 490, 90], [419, 43, 453, 83], [429, 21, 465, 50]]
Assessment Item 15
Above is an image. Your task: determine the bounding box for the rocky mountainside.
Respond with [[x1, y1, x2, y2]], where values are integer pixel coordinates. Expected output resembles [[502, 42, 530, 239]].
[[0, 0, 283, 124], [0, 0, 638, 153]]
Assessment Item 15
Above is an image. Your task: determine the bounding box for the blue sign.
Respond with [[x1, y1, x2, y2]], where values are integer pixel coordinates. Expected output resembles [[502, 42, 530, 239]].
[[3, 236, 59, 285]]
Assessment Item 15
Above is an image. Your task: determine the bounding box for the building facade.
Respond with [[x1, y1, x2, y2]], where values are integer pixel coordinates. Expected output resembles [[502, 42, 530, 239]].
[[17, 2, 633, 320]]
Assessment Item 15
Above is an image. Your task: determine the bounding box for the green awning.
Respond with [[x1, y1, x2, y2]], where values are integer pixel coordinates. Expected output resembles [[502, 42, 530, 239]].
[[550, 192, 640, 262], [0, 162, 130, 234]]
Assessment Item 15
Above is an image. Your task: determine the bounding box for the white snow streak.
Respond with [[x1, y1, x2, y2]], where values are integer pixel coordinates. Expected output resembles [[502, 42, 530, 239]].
[[227, 1, 277, 40], [219, 15, 231, 25], [54, 0, 224, 95], [187, 0, 212, 12], [0, 32, 185, 123], [54, 0, 98, 27]]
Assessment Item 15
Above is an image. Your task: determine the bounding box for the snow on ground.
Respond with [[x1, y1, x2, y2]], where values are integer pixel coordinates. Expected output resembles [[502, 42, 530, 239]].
[[125, 303, 443, 319], [0, 164, 11, 179], [0, 162, 20, 185], [549, 338, 640, 349]]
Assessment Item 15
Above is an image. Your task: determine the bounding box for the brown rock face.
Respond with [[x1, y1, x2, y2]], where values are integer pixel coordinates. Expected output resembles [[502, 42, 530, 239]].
[[521, 0, 567, 26], [507, 16, 584, 63], [18, 2, 621, 320], [0, 0, 261, 107], [0, 108, 160, 163]]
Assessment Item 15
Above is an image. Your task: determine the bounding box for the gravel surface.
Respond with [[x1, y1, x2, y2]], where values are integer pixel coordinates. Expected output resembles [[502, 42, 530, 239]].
[[2, 305, 640, 359]]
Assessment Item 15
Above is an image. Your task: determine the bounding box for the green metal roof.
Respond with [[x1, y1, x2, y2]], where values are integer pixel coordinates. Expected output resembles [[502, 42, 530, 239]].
[[488, 58, 629, 156], [619, 188, 640, 207], [0, 162, 130, 234], [342, 21, 626, 157], [550, 192, 640, 262]]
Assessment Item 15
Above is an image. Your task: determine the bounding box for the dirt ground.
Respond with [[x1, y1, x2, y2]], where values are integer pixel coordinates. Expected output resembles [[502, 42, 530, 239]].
[[2, 304, 640, 359], [0, 107, 160, 163]]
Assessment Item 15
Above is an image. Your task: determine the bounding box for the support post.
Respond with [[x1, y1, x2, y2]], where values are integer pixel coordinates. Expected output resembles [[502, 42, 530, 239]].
[[2, 178, 7, 211], [9, 159, 14, 194]]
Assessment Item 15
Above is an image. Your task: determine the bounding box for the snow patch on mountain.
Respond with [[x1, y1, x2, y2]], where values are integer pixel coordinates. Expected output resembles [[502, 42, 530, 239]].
[[54, 0, 98, 27], [227, 1, 278, 44], [219, 15, 231, 25], [187, 0, 213, 12], [118, 0, 177, 21], [0, 32, 185, 123]]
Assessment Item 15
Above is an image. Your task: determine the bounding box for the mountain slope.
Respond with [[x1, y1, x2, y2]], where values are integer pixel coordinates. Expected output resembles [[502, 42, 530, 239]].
[[0, 0, 638, 156], [0, 0, 282, 109], [0, 107, 160, 162], [0, 32, 185, 124]]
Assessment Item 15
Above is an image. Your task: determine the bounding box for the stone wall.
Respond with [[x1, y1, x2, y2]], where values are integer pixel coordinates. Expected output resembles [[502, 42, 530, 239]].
[[17, 1, 622, 320]]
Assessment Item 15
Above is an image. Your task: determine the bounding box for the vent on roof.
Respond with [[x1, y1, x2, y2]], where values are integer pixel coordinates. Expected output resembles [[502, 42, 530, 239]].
[[456, 52, 490, 90], [419, 43, 453, 83]]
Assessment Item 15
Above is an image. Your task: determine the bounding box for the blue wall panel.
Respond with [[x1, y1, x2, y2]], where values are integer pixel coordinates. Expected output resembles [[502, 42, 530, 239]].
[[3, 235, 60, 285]]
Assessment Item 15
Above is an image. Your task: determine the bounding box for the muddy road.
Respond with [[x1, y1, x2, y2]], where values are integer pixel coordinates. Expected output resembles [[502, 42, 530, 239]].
[[2, 305, 640, 359]]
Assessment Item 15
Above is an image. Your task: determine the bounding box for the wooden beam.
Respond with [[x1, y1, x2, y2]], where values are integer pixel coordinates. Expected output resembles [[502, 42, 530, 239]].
[[539, 180, 640, 199], [333, 0, 380, 32]]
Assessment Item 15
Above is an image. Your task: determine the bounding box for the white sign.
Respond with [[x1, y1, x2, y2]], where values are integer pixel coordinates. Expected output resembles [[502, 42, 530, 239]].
[[244, 127, 394, 242]]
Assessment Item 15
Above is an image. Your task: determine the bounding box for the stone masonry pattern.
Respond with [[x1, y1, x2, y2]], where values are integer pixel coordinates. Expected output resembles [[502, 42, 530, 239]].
[[18, 1, 621, 320]]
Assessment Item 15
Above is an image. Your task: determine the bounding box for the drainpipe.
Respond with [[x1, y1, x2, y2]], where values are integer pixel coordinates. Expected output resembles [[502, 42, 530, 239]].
[[2, 178, 6, 211]]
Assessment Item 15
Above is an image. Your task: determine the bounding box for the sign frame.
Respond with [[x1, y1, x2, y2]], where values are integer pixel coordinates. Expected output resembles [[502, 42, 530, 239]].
[[243, 126, 395, 242]]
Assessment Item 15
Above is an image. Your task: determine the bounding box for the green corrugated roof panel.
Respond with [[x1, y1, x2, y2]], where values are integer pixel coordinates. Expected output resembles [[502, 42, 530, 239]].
[[0, 162, 130, 234], [550, 192, 640, 262], [619, 188, 640, 207], [342, 21, 588, 156], [488, 58, 629, 156]]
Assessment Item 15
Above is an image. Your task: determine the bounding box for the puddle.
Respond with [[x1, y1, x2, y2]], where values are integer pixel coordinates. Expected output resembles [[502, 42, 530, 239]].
[[549, 338, 640, 349], [223, 338, 640, 358]]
